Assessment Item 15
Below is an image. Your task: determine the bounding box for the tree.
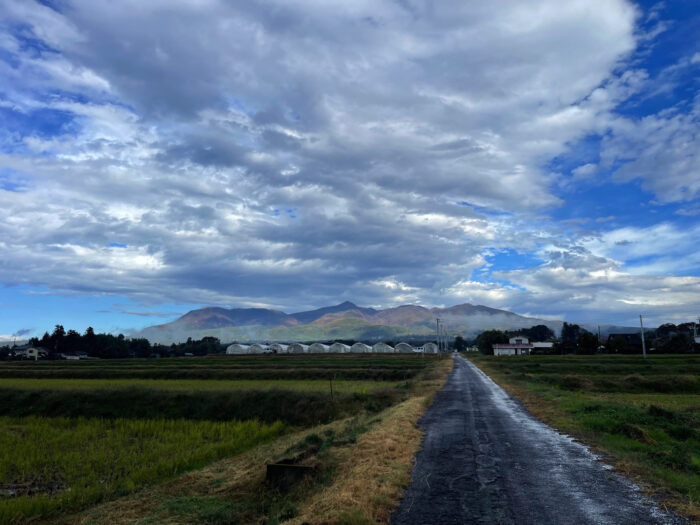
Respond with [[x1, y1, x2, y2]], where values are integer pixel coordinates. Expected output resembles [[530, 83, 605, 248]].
[[607, 335, 627, 354], [561, 322, 581, 343], [523, 324, 555, 341], [84, 327, 97, 355], [660, 332, 693, 354], [577, 331, 598, 355], [476, 330, 508, 355], [655, 323, 677, 339], [50, 325, 66, 354], [453, 336, 468, 352]]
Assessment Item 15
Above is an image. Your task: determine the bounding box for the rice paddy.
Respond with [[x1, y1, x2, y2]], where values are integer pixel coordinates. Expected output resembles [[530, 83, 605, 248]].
[[0, 353, 439, 523]]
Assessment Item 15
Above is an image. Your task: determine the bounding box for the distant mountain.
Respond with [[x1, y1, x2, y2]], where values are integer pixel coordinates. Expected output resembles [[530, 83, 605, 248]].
[[170, 307, 295, 329], [291, 301, 377, 324], [136, 301, 569, 344]]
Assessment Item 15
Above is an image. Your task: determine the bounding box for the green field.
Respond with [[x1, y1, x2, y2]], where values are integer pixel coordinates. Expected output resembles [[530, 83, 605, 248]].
[[0, 354, 438, 523], [470, 354, 700, 517], [0, 377, 401, 393], [0, 417, 283, 523]]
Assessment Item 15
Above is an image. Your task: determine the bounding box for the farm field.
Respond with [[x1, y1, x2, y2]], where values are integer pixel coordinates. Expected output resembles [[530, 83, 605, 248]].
[[469, 354, 700, 520], [0, 377, 402, 393], [0, 355, 427, 381], [0, 353, 444, 524]]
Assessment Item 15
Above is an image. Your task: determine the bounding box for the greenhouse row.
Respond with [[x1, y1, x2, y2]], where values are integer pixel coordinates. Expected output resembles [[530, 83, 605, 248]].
[[225, 341, 440, 355]]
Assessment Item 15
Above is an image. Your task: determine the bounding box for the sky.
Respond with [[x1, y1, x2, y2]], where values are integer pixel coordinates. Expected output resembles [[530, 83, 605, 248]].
[[1, 0, 699, 341]]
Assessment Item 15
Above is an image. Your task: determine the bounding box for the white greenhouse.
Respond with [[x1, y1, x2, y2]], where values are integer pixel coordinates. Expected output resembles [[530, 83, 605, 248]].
[[329, 342, 350, 353], [372, 343, 395, 354], [394, 342, 414, 354], [308, 343, 329, 353], [350, 342, 372, 353], [226, 343, 250, 355], [266, 343, 288, 354]]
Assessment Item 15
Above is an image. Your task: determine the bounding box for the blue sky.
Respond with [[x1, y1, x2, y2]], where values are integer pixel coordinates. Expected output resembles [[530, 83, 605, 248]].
[[1, 0, 699, 341]]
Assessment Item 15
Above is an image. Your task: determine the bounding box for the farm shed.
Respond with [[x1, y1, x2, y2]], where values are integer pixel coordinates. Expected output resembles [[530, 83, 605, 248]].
[[350, 342, 372, 353], [329, 343, 350, 353], [394, 342, 414, 354], [287, 343, 308, 354], [308, 343, 329, 353], [226, 344, 250, 355], [372, 343, 394, 354]]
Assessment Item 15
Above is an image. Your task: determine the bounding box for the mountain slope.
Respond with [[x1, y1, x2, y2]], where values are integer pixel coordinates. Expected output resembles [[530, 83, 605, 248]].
[[136, 301, 560, 344], [291, 301, 378, 324]]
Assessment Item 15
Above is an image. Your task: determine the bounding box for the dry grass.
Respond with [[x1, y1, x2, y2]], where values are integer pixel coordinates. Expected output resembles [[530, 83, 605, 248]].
[[287, 356, 453, 525], [60, 356, 453, 525]]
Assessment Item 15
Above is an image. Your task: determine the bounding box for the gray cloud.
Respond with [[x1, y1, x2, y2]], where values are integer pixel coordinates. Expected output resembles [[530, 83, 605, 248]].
[[0, 0, 698, 326]]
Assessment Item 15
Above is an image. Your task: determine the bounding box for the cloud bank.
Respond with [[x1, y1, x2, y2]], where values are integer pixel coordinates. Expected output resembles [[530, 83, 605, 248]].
[[0, 0, 699, 328]]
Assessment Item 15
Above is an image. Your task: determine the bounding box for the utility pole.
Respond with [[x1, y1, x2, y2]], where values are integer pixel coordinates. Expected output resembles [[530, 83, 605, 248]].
[[639, 315, 647, 359], [436, 318, 441, 353]]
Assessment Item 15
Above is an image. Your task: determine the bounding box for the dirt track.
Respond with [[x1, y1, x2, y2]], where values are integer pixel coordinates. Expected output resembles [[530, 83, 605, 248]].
[[391, 354, 685, 525]]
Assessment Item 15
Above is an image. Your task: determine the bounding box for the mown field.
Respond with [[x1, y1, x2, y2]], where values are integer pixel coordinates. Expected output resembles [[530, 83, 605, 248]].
[[469, 354, 700, 519], [0, 354, 440, 524]]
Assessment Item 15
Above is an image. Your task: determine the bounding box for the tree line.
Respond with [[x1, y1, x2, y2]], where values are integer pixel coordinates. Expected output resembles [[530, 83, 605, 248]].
[[472, 321, 698, 355], [0, 325, 224, 360]]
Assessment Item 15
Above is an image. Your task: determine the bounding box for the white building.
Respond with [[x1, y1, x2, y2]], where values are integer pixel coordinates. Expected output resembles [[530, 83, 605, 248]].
[[226, 343, 250, 355], [287, 343, 308, 354], [350, 342, 372, 353], [308, 343, 329, 353], [414, 342, 439, 354], [493, 336, 534, 356], [266, 343, 288, 354], [394, 342, 413, 354], [372, 342, 394, 353], [329, 342, 350, 353], [248, 343, 267, 354]]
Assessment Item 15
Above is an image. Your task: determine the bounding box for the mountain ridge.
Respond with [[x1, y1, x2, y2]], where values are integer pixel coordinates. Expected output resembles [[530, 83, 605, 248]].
[[136, 301, 583, 344]]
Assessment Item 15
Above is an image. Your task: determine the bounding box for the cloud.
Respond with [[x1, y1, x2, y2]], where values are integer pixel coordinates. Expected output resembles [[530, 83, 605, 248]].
[[0, 0, 698, 328]]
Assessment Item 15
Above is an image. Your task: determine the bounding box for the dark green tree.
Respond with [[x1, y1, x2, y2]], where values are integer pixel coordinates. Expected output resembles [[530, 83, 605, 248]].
[[561, 322, 581, 343], [577, 331, 598, 355], [453, 336, 468, 352], [523, 325, 555, 341], [476, 330, 508, 355]]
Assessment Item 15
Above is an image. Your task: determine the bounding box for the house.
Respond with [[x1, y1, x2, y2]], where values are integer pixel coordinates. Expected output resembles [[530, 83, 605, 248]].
[[493, 336, 534, 356], [12, 345, 49, 360]]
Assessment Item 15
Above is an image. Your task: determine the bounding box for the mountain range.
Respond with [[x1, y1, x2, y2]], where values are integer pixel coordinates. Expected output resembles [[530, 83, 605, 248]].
[[135, 301, 638, 344]]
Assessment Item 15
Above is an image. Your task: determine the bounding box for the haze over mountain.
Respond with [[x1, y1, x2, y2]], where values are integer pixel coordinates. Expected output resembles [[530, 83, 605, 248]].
[[136, 301, 635, 344]]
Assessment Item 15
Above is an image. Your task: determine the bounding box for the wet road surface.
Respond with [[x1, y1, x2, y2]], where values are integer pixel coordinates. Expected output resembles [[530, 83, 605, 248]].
[[392, 355, 685, 525]]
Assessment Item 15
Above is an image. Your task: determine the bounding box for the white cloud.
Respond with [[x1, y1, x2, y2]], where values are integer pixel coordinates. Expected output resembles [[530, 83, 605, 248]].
[[0, 0, 698, 327]]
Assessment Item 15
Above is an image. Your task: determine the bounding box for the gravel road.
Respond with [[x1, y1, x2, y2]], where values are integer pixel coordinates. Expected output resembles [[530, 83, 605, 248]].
[[392, 354, 685, 525]]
